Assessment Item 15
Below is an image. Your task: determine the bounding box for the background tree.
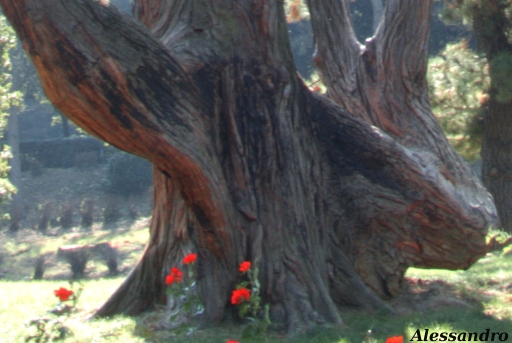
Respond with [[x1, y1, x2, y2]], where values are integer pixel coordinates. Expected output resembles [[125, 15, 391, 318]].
[[0, 0, 499, 333], [427, 40, 489, 163], [441, 0, 512, 232]]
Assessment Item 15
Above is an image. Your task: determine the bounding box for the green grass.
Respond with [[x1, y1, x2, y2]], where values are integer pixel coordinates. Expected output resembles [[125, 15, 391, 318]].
[[0, 278, 142, 343], [2, 252, 512, 343], [0, 219, 149, 280], [2, 227, 512, 342]]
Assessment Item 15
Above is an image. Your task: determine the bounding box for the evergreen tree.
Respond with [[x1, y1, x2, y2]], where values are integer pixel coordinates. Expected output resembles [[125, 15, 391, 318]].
[[0, 13, 20, 206], [442, 0, 512, 232]]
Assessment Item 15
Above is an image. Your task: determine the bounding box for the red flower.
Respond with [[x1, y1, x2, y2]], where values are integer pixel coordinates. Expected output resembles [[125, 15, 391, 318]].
[[231, 288, 251, 305], [165, 274, 176, 285], [226, 341, 240, 343], [183, 253, 197, 264], [239, 261, 251, 273], [386, 336, 404, 343], [165, 267, 183, 285], [53, 287, 73, 301]]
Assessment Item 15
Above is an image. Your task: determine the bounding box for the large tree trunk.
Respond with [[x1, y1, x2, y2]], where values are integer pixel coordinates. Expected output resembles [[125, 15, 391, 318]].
[[472, 1, 512, 232], [308, 0, 497, 296], [0, 0, 498, 333]]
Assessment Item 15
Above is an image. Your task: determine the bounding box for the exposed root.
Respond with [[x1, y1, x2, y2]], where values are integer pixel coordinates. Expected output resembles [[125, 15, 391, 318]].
[[329, 249, 396, 313]]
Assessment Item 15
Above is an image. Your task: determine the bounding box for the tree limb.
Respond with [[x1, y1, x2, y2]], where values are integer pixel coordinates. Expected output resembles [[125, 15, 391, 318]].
[[306, 0, 362, 104], [0, 0, 231, 253]]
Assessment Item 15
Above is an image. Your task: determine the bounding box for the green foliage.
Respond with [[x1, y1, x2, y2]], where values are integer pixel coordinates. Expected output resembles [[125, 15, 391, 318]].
[[233, 261, 271, 341], [428, 41, 490, 161], [489, 52, 512, 103], [283, 0, 309, 22], [439, 0, 479, 26], [25, 317, 71, 343], [441, 0, 512, 32], [0, 145, 15, 201], [25, 282, 82, 343], [3, 246, 512, 342], [165, 255, 204, 335], [0, 14, 21, 204]]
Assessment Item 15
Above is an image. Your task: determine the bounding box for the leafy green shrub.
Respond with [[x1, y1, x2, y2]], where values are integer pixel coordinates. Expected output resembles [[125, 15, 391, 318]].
[[428, 40, 490, 162], [106, 152, 152, 195]]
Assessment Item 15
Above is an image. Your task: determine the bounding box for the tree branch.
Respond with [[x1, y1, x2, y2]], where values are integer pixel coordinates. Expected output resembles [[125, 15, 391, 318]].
[[306, 88, 498, 296], [373, 0, 432, 88], [0, 0, 231, 253], [306, 0, 362, 102]]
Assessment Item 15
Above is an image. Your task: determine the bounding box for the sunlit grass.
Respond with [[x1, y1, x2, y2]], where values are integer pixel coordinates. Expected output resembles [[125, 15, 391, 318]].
[[3, 228, 512, 342], [0, 278, 140, 343], [4, 252, 512, 343], [0, 220, 149, 280]]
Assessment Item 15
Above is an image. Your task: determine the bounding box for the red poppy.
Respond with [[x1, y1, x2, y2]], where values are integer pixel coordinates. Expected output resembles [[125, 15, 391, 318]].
[[172, 267, 183, 282], [386, 336, 404, 343], [53, 287, 74, 301], [239, 261, 251, 273], [165, 267, 183, 285], [183, 253, 197, 264], [165, 274, 176, 285], [231, 288, 251, 305], [226, 341, 240, 343]]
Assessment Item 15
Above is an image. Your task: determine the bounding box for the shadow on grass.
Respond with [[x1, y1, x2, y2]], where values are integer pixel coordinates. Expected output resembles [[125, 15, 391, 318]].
[[143, 276, 512, 343]]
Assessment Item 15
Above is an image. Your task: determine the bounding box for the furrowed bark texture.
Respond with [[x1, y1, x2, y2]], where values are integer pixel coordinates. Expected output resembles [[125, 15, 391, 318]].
[[0, 0, 498, 333], [308, 0, 498, 297]]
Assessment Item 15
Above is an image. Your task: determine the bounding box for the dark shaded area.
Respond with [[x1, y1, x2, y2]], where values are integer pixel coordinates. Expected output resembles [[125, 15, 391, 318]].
[[17, 101, 79, 141], [288, 20, 314, 78], [106, 152, 152, 195], [19, 136, 105, 169], [33, 255, 45, 280], [110, 0, 132, 15], [57, 243, 119, 279]]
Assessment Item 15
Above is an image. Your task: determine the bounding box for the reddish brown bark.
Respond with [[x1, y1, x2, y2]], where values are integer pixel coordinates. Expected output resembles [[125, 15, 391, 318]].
[[0, 0, 498, 333]]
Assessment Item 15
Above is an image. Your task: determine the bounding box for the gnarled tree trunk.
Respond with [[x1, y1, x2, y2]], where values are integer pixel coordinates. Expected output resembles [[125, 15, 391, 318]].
[[0, 0, 498, 333]]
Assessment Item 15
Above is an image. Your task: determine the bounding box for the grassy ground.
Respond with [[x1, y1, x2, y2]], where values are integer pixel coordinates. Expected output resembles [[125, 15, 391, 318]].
[[0, 218, 149, 280], [2, 226, 512, 342], [0, 252, 512, 343]]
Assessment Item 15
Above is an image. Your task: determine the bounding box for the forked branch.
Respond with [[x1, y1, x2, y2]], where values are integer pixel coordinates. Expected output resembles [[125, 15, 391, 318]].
[[0, 0, 230, 251]]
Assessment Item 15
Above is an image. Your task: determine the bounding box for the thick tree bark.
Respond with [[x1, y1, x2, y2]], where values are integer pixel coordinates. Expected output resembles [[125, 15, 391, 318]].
[[308, 0, 497, 297], [0, 0, 498, 333], [472, 1, 512, 232]]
